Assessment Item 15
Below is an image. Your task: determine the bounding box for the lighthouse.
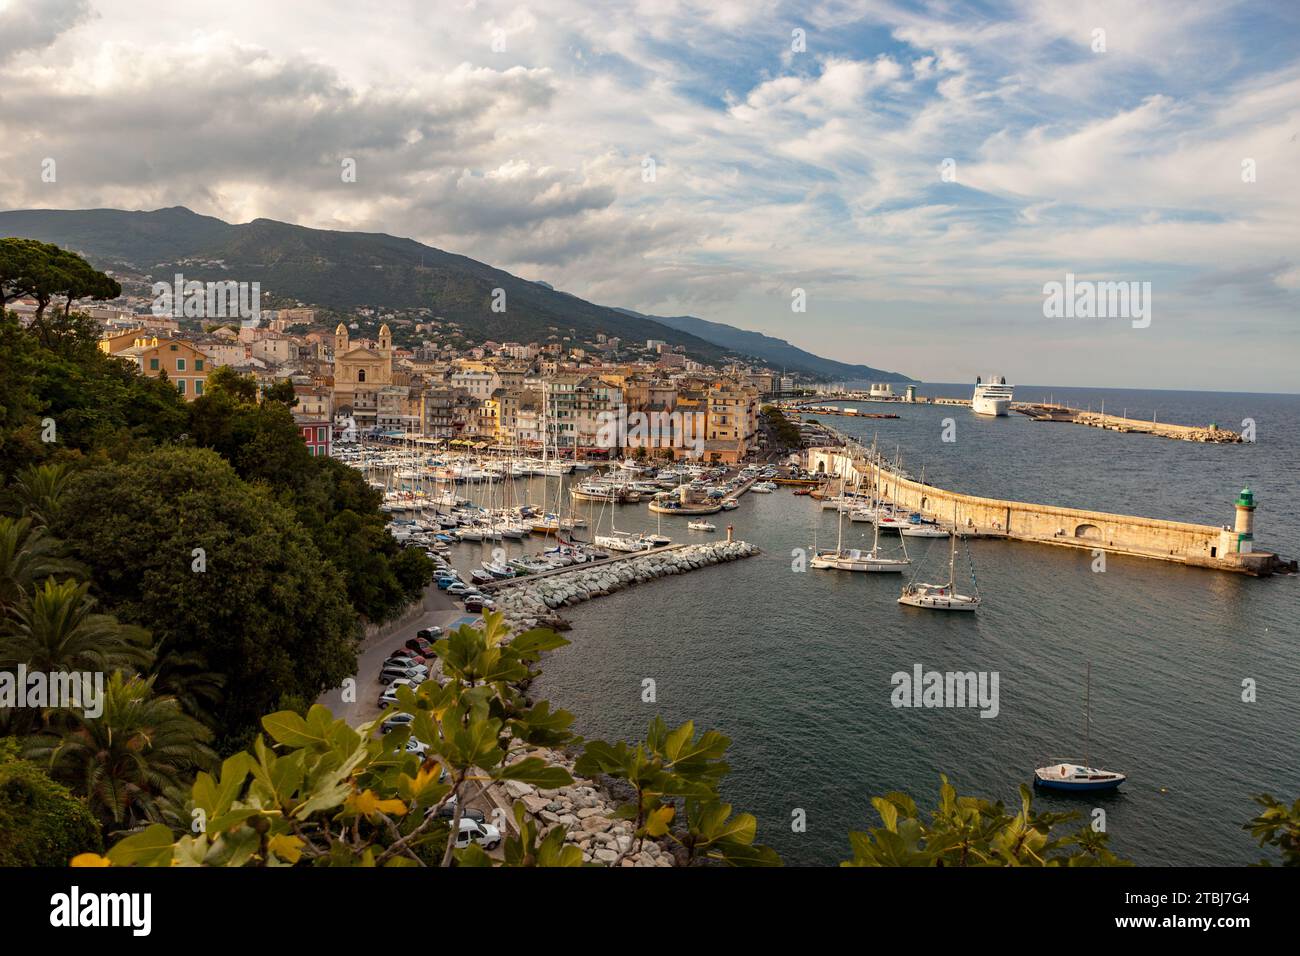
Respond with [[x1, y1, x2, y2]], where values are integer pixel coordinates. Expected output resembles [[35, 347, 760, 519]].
[[1232, 487, 1255, 554]]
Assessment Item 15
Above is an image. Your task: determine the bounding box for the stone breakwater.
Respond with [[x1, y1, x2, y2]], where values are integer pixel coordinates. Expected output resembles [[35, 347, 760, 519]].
[[498, 753, 677, 867], [491, 541, 761, 633]]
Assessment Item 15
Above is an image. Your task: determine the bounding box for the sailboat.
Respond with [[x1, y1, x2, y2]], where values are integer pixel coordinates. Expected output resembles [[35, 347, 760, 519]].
[[811, 469, 910, 573], [1033, 663, 1126, 792], [897, 507, 980, 610]]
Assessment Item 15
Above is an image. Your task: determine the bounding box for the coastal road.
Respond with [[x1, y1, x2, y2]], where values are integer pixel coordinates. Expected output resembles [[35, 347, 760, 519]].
[[317, 584, 471, 726]]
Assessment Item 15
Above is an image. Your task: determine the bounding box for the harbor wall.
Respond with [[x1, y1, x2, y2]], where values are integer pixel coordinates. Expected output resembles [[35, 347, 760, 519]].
[[808, 448, 1282, 575]]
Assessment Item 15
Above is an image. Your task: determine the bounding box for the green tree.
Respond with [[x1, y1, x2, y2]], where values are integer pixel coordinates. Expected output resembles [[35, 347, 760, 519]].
[[0, 516, 80, 619], [188, 369, 422, 623], [0, 240, 120, 347], [263, 378, 298, 406], [54, 446, 359, 747], [0, 578, 152, 676], [840, 775, 1130, 866], [5, 462, 73, 528], [27, 672, 215, 831], [0, 311, 188, 476], [0, 738, 102, 866], [391, 545, 434, 595]]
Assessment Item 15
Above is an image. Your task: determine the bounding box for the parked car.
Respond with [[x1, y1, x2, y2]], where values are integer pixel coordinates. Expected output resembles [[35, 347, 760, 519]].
[[453, 817, 501, 851], [398, 737, 429, 757], [381, 713, 415, 733], [432, 802, 486, 823], [445, 583, 469, 595], [417, 626, 443, 640], [379, 665, 428, 686], [383, 656, 425, 670], [390, 652, 428, 667], [404, 637, 433, 655], [377, 678, 417, 707]]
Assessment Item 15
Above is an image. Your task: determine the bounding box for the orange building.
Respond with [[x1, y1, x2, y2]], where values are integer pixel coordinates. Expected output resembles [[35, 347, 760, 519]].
[[116, 335, 212, 400]]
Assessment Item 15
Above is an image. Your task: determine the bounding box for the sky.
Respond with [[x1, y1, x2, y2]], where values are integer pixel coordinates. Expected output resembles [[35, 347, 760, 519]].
[[1, 0, 1298, 390]]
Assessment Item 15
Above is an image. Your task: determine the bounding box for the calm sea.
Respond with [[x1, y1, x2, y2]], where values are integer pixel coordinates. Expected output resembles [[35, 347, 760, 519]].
[[446, 384, 1300, 866]]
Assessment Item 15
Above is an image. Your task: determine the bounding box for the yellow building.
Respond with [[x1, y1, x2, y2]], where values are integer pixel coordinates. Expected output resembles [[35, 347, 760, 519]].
[[116, 336, 212, 400], [332, 323, 393, 428]]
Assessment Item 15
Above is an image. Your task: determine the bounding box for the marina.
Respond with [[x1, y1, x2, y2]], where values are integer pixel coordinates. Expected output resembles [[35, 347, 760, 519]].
[[522, 385, 1299, 866]]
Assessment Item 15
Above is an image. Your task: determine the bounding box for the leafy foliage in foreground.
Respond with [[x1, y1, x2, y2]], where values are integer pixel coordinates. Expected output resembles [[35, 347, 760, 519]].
[[1244, 794, 1300, 866], [86, 613, 779, 867], [842, 775, 1131, 867]]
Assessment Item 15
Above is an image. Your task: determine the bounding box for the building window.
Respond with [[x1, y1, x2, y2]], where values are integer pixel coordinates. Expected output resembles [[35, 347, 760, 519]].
[[195, 381, 204, 396], [149, 358, 159, 370], [176, 358, 186, 371], [317, 426, 325, 442], [195, 359, 204, 371], [177, 379, 186, 395], [170, 344, 178, 351]]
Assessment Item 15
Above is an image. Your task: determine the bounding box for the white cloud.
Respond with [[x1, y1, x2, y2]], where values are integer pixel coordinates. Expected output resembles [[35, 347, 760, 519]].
[[0, 0, 1295, 389]]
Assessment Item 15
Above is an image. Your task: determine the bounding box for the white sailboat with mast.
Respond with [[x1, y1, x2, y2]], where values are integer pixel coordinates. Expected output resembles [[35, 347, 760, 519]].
[[897, 505, 980, 611], [1033, 662, 1126, 792], [811, 463, 911, 573]]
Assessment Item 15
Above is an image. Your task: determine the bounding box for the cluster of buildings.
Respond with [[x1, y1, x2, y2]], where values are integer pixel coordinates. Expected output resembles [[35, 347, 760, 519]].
[[72, 309, 780, 464]]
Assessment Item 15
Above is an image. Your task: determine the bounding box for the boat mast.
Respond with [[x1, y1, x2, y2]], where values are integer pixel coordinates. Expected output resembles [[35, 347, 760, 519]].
[[835, 472, 845, 553], [1085, 661, 1091, 770], [949, 504, 958, 589]]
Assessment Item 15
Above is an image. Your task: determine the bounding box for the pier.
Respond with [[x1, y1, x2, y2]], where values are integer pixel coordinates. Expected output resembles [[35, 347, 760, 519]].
[[809, 448, 1295, 577]]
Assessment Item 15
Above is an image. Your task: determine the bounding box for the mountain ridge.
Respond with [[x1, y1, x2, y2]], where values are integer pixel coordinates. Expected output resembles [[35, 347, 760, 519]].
[[0, 206, 911, 380]]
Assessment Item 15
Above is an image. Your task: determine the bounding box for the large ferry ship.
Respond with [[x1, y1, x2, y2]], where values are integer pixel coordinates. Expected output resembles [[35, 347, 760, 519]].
[[972, 376, 1013, 416]]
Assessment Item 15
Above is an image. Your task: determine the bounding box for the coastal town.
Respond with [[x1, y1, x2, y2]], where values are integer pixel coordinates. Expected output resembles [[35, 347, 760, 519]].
[[11, 294, 794, 464]]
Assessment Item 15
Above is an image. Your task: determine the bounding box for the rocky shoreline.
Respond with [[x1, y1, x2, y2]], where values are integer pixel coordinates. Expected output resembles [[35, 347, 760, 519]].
[[488, 540, 761, 866]]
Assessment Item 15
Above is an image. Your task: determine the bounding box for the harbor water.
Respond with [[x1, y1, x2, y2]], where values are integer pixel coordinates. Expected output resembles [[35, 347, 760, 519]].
[[445, 385, 1299, 866]]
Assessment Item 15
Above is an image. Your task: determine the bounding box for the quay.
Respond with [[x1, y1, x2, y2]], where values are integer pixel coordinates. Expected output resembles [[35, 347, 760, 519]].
[[809, 447, 1295, 577]]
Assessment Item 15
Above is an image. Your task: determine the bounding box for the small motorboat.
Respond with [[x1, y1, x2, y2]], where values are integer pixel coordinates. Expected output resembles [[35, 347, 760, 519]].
[[720, 498, 739, 510], [688, 520, 716, 532], [482, 561, 516, 579], [470, 569, 494, 586]]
